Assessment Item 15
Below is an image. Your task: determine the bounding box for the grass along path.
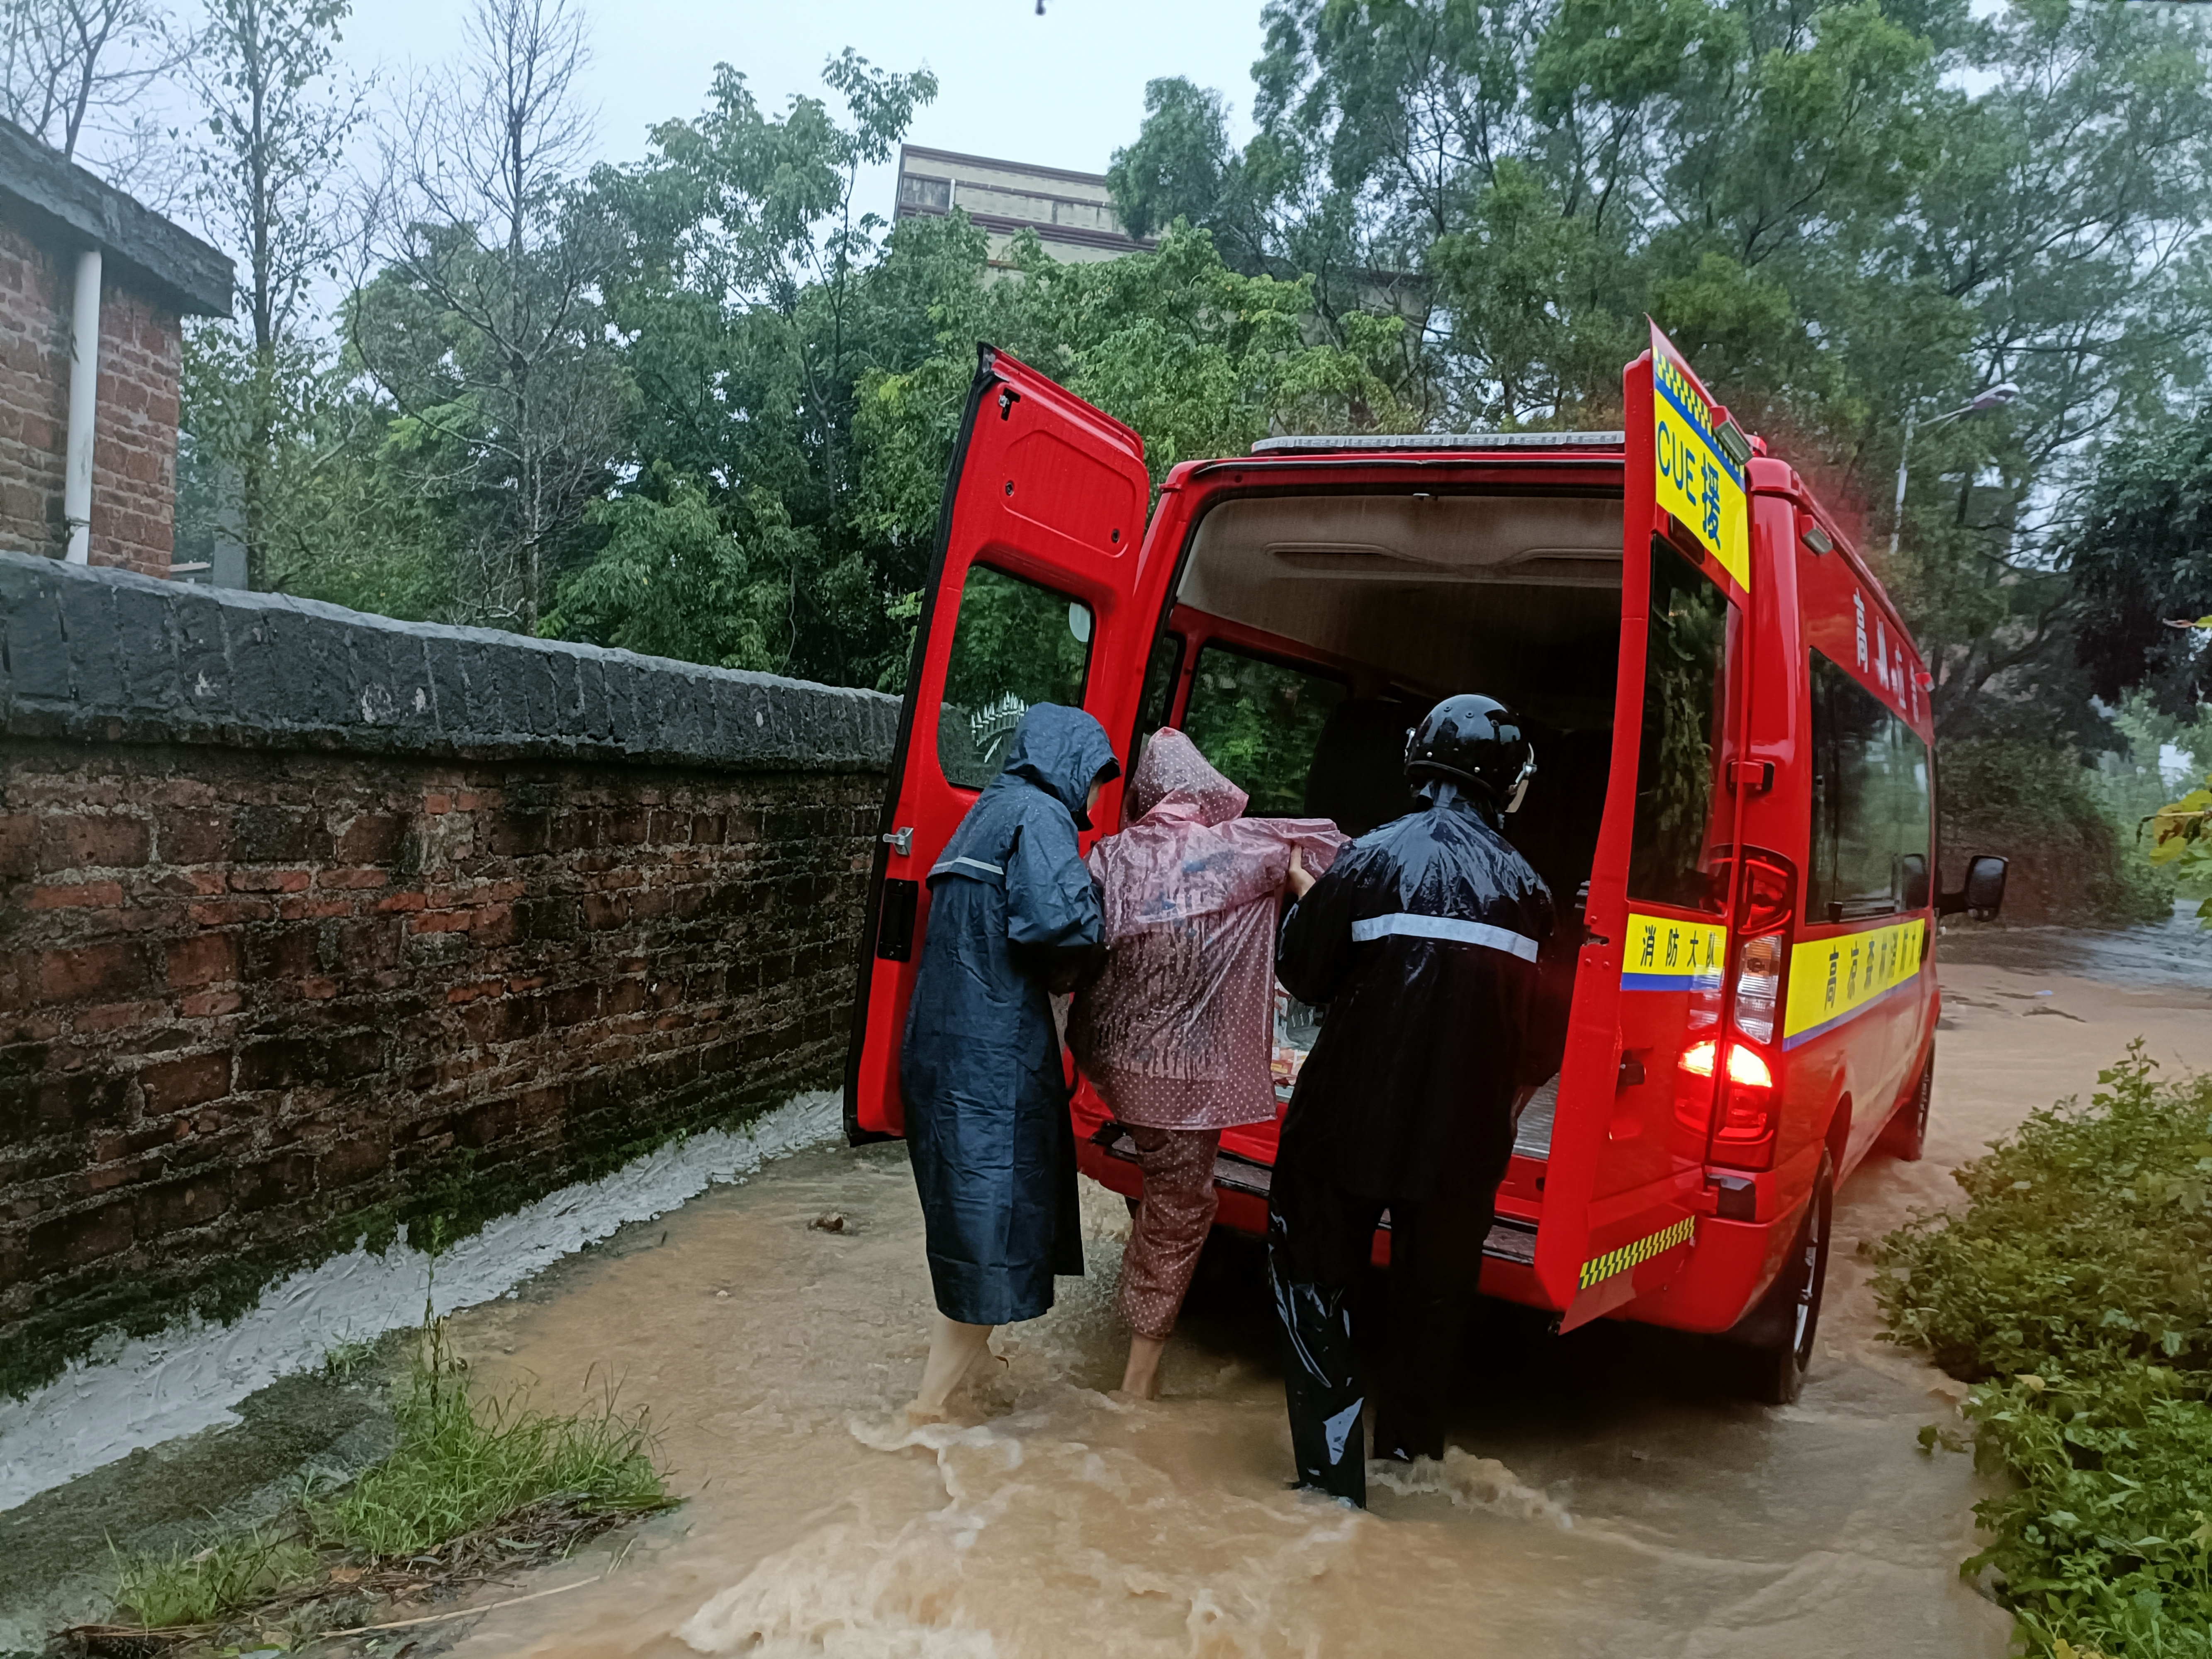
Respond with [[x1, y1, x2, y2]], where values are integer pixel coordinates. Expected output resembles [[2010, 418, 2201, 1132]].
[[76, 1313, 675, 1653]]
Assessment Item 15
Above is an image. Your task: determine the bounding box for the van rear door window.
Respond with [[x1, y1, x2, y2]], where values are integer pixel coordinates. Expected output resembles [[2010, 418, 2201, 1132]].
[[936, 564, 1094, 789], [1137, 629, 1184, 737], [1180, 643, 1348, 816], [1808, 650, 1932, 920], [1628, 540, 1739, 912]]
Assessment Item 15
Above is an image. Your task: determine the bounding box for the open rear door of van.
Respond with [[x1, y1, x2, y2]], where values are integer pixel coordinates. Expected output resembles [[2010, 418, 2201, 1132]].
[[1535, 324, 1756, 1329], [844, 347, 1161, 1140]]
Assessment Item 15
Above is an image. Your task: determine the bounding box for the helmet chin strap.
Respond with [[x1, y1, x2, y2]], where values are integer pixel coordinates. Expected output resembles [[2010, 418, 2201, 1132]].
[[1504, 747, 1537, 815]]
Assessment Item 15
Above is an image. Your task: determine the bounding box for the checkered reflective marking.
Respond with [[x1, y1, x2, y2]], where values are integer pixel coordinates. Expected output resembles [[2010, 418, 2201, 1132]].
[[1578, 1216, 1697, 1291]]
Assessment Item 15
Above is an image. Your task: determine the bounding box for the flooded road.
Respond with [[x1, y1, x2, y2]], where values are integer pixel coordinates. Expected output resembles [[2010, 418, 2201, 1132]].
[[434, 946, 2212, 1659]]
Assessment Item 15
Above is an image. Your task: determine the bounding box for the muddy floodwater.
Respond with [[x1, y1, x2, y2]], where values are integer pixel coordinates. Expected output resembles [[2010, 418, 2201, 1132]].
[[418, 948, 2212, 1659]]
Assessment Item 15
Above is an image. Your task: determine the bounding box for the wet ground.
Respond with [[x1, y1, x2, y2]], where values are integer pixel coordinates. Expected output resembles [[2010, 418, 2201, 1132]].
[[1937, 899, 2212, 991], [5, 923, 2205, 1657], [407, 936, 2212, 1659]]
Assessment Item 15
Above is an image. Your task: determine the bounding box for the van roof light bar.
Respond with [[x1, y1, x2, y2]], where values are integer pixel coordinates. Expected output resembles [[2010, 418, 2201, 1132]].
[[1251, 431, 1628, 455]]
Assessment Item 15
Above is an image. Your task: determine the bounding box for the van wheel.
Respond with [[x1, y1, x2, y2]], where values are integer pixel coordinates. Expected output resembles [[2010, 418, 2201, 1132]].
[[1881, 1052, 1934, 1163], [1723, 1154, 1833, 1406]]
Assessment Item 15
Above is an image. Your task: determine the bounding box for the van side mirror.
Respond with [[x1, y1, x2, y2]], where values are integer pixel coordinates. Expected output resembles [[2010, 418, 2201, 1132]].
[[1937, 855, 2008, 920]]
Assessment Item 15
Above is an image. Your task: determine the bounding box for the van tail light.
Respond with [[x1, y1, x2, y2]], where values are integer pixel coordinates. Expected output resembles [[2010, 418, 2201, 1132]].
[[1733, 933, 1784, 1044], [1678, 1040, 1771, 1088], [1714, 848, 1797, 1172]]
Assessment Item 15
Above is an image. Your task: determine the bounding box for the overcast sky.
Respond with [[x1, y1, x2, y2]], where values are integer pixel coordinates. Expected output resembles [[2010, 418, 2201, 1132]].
[[333, 0, 1267, 217]]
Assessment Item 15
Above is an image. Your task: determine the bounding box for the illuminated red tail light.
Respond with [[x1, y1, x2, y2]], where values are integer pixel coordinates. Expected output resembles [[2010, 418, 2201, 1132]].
[[1678, 1039, 1772, 1091], [1725, 1044, 1772, 1089], [1708, 849, 1795, 1170]]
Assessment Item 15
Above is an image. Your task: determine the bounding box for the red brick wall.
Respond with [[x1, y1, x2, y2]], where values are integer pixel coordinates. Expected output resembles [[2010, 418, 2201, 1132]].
[[0, 219, 183, 580], [89, 283, 182, 579], [0, 741, 880, 1394]]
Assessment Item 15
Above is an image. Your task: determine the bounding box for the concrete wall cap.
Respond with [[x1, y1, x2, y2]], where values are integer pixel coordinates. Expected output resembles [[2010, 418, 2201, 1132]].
[[0, 550, 899, 771], [0, 118, 232, 316]]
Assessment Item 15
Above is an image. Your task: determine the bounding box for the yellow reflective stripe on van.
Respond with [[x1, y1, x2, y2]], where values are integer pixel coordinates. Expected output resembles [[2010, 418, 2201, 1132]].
[[1653, 353, 1751, 592], [1783, 917, 1927, 1050], [1580, 1216, 1697, 1291], [1621, 912, 1728, 992]]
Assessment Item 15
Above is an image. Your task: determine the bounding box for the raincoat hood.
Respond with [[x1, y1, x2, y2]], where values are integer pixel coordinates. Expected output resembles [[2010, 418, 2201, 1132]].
[[1127, 729, 1247, 828], [1004, 704, 1121, 826]]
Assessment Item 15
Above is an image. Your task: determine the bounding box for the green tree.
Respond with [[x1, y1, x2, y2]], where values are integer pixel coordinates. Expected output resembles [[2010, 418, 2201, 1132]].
[[2065, 406, 2212, 720], [1110, 0, 2212, 750], [555, 51, 942, 686], [181, 0, 362, 592], [348, 0, 621, 631]]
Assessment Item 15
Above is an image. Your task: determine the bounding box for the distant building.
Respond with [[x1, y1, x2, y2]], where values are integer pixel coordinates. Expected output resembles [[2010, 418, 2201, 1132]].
[[894, 145, 1154, 269], [0, 119, 232, 581]]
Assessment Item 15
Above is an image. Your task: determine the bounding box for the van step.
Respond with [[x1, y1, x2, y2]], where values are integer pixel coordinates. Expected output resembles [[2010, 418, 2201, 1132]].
[[1093, 1124, 1276, 1199], [1513, 1074, 1561, 1161], [1092, 1123, 1543, 1265]]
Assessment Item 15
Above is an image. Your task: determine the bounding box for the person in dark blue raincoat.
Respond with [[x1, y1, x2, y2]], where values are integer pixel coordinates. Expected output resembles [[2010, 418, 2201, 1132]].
[[1268, 694, 1555, 1504], [901, 702, 1122, 1421]]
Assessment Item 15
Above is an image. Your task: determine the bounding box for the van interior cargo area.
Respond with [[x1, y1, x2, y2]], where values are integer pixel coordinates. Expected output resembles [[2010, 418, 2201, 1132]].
[[1169, 486, 1623, 921], [1162, 487, 1630, 1145]]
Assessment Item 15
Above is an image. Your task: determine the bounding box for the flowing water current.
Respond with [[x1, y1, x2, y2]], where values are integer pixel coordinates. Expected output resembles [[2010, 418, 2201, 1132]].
[[431, 922, 2212, 1659], [15, 937, 2207, 1657]]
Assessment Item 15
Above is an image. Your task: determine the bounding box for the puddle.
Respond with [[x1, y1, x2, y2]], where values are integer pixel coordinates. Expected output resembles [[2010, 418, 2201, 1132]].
[[0, 1091, 842, 1511]]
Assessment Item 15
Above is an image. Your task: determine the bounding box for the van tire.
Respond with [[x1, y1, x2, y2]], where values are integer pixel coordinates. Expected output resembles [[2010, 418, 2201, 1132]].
[[1881, 1052, 1934, 1163], [1724, 1153, 1834, 1406]]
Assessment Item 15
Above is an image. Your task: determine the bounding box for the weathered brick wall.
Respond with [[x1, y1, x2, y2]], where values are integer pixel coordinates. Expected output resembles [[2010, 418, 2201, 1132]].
[[0, 219, 184, 579], [87, 282, 182, 578], [0, 553, 899, 1393]]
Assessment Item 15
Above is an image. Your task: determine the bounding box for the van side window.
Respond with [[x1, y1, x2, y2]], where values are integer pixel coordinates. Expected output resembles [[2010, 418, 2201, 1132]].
[[936, 564, 1094, 789], [1180, 643, 1349, 815], [1628, 539, 1739, 912], [1807, 650, 1932, 921]]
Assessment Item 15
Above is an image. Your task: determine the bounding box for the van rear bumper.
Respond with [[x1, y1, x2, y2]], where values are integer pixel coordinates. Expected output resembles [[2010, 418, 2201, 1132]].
[[1074, 1110, 1803, 1333]]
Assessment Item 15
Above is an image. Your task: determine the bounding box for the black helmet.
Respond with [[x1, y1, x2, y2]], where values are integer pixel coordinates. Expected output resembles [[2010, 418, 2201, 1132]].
[[1404, 694, 1536, 813]]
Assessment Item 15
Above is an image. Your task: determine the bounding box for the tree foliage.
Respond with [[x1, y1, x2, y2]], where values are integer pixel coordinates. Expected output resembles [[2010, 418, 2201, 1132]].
[[138, 0, 2212, 767], [1110, 0, 2212, 745]]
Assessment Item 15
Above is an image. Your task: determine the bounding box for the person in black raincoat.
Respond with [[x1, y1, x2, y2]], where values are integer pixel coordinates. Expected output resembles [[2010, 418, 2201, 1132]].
[[900, 702, 1122, 1421], [1268, 693, 1555, 1504]]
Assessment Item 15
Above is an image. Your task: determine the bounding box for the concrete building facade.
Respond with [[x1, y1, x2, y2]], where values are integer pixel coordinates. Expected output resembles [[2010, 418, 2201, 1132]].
[[894, 144, 1154, 269]]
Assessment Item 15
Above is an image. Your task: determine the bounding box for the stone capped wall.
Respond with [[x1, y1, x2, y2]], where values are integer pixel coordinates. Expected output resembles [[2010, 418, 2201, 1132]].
[[0, 552, 900, 1393], [0, 222, 184, 579]]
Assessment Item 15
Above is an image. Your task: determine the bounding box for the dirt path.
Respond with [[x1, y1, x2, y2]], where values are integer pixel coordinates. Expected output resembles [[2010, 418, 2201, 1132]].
[[427, 952, 2212, 1659]]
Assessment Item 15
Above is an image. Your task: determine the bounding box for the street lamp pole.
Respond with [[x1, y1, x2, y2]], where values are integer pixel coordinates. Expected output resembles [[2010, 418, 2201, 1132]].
[[1889, 383, 2021, 559]]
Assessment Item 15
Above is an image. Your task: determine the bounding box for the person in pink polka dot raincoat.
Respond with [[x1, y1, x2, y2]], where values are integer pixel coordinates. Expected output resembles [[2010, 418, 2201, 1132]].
[[1069, 728, 1345, 1399]]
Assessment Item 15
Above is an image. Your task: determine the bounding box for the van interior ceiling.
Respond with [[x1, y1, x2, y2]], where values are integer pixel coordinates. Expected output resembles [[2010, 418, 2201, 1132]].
[[1162, 487, 1626, 909]]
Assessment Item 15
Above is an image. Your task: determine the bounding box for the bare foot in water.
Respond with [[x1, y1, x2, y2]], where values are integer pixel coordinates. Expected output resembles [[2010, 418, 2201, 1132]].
[[901, 1400, 950, 1427], [1120, 1334, 1167, 1401]]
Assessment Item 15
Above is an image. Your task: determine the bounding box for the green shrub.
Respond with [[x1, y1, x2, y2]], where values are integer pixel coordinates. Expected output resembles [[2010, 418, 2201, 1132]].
[[1939, 739, 2173, 927], [1876, 1048, 2212, 1657]]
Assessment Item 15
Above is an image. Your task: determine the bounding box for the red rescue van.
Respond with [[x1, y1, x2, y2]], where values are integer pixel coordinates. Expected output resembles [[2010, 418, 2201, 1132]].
[[844, 325, 2008, 1403]]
